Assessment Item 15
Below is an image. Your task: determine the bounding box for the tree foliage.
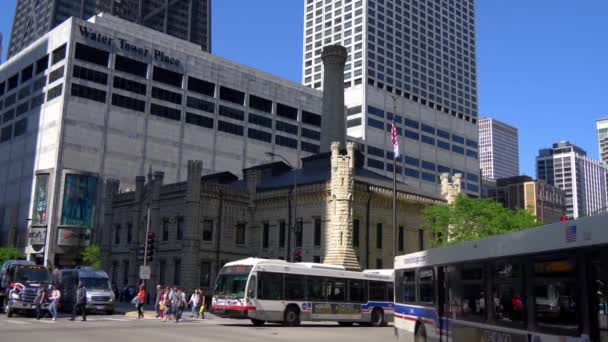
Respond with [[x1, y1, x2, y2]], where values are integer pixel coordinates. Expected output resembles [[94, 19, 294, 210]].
[[81, 245, 101, 269], [0, 247, 20, 266], [422, 194, 539, 247]]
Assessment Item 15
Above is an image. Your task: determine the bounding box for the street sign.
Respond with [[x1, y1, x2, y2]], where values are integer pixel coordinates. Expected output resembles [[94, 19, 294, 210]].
[[139, 265, 151, 280]]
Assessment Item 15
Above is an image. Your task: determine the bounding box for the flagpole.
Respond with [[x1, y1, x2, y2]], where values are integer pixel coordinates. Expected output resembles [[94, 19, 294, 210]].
[[391, 95, 398, 260], [392, 149, 397, 258]]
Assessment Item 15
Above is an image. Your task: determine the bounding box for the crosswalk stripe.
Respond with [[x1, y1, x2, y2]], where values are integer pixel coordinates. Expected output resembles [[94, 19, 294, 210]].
[[96, 317, 130, 322], [5, 319, 30, 325]]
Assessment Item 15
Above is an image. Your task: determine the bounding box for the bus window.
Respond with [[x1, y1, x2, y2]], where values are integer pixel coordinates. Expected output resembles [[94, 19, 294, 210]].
[[348, 279, 367, 303], [492, 260, 524, 324], [259, 272, 283, 300], [387, 283, 394, 302], [307, 276, 325, 301], [370, 281, 387, 301], [285, 275, 306, 300], [418, 268, 434, 304], [448, 263, 486, 321], [247, 275, 257, 299], [533, 255, 578, 332], [396, 270, 416, 303], [327, 278, 346, 302]]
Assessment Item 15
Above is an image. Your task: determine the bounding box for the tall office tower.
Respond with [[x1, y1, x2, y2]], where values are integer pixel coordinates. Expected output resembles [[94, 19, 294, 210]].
[[597, 118, 608, 164], [8, 0, 211, 58], [478, 117, 519, 179], [537, 141, 608, 219], [302, 0, 481, 196]]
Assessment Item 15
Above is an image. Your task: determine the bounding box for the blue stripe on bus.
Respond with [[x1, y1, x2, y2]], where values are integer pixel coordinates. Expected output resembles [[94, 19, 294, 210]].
[[394, 303, 447, 327], [361, 302, 395, 311]]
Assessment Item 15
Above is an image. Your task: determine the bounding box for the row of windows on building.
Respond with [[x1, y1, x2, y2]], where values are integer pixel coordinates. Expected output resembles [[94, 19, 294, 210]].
[[348, 105, 478, 152], [70, 79, 321, 154], [110, 258, 213, 288], [0, 45, 68, 144], [72, 42, 322, 126], [113, 215, 425, 258]]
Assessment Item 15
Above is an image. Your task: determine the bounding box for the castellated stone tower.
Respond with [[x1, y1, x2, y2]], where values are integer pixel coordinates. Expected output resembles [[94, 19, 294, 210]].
[[440, 173, 463, 205], [324, 142, 361, 271]]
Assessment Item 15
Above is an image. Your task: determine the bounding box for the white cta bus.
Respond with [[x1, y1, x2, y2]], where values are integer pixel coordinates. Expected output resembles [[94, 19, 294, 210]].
[[212, 258, 394, 327], [394, 214, 608, 342]]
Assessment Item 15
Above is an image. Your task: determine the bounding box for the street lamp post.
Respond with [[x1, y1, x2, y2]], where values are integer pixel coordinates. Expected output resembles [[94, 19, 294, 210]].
[[265, 152, 298, 262]]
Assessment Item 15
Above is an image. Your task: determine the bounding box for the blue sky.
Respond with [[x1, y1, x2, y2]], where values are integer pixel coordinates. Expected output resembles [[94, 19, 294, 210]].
[[1, 0, 606, 177]]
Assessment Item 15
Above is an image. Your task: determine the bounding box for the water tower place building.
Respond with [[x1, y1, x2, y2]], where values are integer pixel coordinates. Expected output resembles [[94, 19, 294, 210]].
[[0, 14, 323, 266]]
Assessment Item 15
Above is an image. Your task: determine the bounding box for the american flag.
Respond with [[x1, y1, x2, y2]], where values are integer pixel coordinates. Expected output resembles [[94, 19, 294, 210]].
[[391, 121, 400, 159], [565, 225, 577, 243]]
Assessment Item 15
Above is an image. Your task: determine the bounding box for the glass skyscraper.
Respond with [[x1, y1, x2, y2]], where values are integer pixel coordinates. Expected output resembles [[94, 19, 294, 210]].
[[8, 0, 211, 59], [302, 0, 480, 196]]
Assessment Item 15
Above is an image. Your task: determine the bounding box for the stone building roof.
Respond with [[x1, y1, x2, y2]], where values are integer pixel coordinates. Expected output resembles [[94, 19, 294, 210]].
[[255, 148, 445, 203]]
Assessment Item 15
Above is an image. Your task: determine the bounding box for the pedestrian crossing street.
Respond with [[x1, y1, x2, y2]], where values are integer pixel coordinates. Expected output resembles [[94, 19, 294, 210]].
[[0, 315, 220, 328]]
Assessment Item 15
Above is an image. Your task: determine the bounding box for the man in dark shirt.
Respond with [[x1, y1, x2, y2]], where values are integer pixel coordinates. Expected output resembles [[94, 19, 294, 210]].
[[70, 283, 87, 321]]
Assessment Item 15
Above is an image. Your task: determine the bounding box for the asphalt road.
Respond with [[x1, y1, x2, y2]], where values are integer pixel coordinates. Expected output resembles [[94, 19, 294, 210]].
[[0, 313, 395, 342]]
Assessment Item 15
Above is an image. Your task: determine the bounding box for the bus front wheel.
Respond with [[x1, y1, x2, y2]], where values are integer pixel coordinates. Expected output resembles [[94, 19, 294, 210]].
[[283, 305, 301, 327], [415, 323, 427, 342], [370, 308, 385, 327]]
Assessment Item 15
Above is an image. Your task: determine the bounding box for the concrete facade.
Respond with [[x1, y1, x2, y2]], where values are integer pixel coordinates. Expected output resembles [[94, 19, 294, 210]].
[[0, 14, 323, 266], [102, 147, 445, 292], [537, 141, 608, 219], [478, 117, 519, 179], [597, 118, 608, 164], [303, 0, 481, 197]]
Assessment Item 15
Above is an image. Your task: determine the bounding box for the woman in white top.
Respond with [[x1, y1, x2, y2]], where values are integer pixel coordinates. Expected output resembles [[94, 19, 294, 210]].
[[188, 290, 199, 318], [49, 285, 61, 321]]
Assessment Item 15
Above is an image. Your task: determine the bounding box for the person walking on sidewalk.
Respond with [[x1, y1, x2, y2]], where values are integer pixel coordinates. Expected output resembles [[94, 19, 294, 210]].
[[188, 289, 199, 318], [174, 288, 186, 323], [154, 284, 163, 318], [70, 283, 87, 321], [136, 285, 146, 319], [34, 287, 49, 320], [199, 289, 206, 319], [162, 287, 174, 322], [48, 284, 61, 321]]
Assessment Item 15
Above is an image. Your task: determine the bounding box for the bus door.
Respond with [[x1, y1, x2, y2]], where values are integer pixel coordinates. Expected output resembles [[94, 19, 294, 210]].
[[588, 249, 608, 342]]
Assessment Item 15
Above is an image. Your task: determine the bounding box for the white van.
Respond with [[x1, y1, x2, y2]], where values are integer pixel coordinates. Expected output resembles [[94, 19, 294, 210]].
[[58, 267, 115, 315]]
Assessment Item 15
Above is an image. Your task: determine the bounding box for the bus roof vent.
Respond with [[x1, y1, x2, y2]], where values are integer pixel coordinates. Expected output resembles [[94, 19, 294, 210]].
[[296, 263, 346, 270]]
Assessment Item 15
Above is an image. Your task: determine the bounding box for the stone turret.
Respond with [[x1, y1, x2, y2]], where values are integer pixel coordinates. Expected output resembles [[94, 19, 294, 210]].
[[320, 45, 348, 152], [324, 142, 361, 271], [181, 160, 203, 288], [440, 173, 463, 205]]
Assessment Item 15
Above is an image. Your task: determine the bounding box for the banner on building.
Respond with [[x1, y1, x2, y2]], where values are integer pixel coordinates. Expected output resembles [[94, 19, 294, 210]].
[[32, 174, 49, 225], [60, 174, 98, 228]]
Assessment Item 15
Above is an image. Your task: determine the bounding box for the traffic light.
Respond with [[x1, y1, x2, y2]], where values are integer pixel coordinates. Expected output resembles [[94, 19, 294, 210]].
[[146, 232, 156, 263], [138, 244, 146, 261]]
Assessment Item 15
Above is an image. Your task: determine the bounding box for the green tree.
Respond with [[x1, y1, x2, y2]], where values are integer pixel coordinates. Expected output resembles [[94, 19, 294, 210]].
[[422, 194, 539, 247], [81, 245, 101, 269], [0, 247, 20, 265]]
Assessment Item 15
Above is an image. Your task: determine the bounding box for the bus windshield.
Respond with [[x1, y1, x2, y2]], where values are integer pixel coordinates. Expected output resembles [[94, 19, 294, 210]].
[[214, 265, 252, 298], [14, 266, 50, 283], [80, 277, 110, 290]]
